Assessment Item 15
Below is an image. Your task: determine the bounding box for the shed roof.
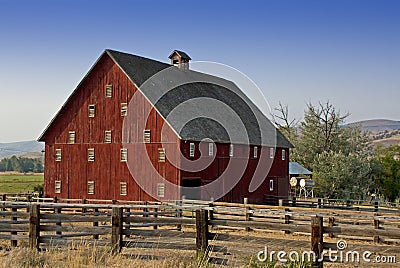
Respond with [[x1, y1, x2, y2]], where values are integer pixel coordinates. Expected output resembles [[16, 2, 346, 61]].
[[289, 162, 312, 175]]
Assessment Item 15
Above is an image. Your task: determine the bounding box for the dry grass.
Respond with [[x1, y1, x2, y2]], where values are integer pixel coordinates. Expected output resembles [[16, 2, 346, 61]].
[[0, 242, 209, 268]]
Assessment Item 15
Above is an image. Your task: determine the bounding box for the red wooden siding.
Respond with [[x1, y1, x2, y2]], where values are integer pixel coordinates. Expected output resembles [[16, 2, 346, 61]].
[[42, 54, 180, 201], [180, 142, 289, 203]]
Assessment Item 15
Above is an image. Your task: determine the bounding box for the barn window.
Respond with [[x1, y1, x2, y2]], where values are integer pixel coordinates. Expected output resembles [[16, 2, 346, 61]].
[[120, 182, 127, 196], [189, 143, 195, 157], [269, 180, 274, 191], [55, 181, 61, 194], [144, 130, 151, 143], [88, 181, 95, 194], [229, 144, 234, 157], [88, 148, 95, 162], [157, 183, 165, 197], [88, 105, 95, 117], [121, 103, 128, 116], [254, 146, 258, 159], [208, 143, 214, 156], [120, 148, 128, 162], [269, 148, 274, 159], [105, 130, 112, 143], [55, 149, 62, 162], [105, 85, 112, 98], [282, 149, 286, 161], [158, 148, 166, 162], [68, 131, 76, 144]]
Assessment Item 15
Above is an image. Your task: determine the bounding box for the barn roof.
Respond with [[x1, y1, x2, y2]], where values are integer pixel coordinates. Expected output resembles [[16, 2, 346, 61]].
[[39, 49, 293, 148]]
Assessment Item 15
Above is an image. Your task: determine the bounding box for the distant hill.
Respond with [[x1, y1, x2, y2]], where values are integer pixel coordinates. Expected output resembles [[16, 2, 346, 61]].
[[0, 141, 44, 159], [346, 119, 400, 148], [347, 119, 400, 134]]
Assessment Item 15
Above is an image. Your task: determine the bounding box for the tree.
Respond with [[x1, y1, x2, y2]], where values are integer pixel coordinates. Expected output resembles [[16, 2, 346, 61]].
[[272, 102, 298, 144], [274, 101, 374, 199], [0, 156, 43, 173], [373, 145, 400, 202]]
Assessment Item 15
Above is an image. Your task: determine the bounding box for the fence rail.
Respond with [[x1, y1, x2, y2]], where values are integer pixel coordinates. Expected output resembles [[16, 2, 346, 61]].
[[0, 199, 399, 266]]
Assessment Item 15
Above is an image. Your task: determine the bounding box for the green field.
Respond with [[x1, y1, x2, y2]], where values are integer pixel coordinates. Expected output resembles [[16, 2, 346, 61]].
[[0, 174, 44, 194]]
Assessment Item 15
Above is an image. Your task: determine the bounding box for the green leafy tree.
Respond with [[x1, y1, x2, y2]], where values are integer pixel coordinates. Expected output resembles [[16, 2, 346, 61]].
[[273, 101, 373, 199], [0, 156, 43, 173], [373, 145, 400, 201]]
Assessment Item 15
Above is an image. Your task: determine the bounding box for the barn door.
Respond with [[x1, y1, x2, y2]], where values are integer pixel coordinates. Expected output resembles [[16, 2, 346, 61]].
[[181, 177, 201, 200]]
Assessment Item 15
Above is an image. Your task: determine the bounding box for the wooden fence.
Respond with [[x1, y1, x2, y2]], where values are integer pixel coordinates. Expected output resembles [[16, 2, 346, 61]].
[[0, 200, 399, 266]]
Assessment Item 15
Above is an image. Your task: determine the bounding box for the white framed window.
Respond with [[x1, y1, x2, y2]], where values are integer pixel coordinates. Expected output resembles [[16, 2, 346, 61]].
[[269, 179, 274, 191], [229, 144, 234, 157], [55, 181, 61, 194], [254, 146, 258, 159], [105, 85, 112, 98], [269, 148, 274, 159], [121, 103, 128, 116], [282, 149, 286, 161], [158, 148, 166, 162], [208, 143, 214, 156], [105, 130, 112, 143], [88, 148, 95, 162], [189, 143, 195, 157], [88, 105, 95, 117], [55, 149, 62, 162], [120, 182, 127, 196], [68, 131, 76, 144], [144, 129, 151, 143], [120, 148, 128, 162], [88, 181, 95, 194], [157, 183, 165, 197]]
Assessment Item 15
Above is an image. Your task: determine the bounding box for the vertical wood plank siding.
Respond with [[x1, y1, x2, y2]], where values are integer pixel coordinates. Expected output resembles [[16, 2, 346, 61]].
[[42, 54, 180, 201]]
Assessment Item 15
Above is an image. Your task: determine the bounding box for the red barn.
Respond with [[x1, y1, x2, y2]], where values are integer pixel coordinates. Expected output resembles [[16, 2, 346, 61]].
[[38, 49, 293, 204]]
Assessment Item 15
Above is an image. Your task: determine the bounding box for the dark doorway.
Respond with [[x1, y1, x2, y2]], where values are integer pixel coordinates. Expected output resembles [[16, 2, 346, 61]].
[[181, 178, 201, 200]]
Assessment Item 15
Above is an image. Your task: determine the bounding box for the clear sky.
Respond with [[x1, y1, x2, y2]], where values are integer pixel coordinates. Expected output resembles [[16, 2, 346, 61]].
[[0, 0, 399, 142]]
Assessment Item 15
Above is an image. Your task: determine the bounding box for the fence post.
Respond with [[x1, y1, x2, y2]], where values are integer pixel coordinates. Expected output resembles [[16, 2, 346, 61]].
[[1, 194, 6, 211], [311, 216, 323, 268], [111, 207, 123, 254], [93, 208, 99, 240], [153, 207, 158, 230], [176, 200, 182, 231], [209, 201, 214, 224], [196, 209, 209, 256], [284, 208, 290, 234], [11, 207, 17, 247], [55, 207, 62, 236], [82, 199, 87, 213], [328, 217, 335, 238], [29, 204, 40, 250], [125, 208, 131, 236], [374, 201, 379, 212], [373, 215, 380, 243], [291, 196, 296, 207]]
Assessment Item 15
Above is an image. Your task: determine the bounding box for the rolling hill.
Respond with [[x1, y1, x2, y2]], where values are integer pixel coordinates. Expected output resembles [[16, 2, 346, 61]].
[[347, 119, 400, 148], [347, 119, 400, 134], [0, 141, 44, 159]]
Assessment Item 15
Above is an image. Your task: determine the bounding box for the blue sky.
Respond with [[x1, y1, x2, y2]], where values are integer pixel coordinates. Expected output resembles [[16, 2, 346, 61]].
[[0, 0, 399, 142]]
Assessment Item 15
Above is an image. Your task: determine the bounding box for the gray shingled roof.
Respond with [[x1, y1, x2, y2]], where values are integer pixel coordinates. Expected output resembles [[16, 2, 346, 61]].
[[107, 49, 293, 148]]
